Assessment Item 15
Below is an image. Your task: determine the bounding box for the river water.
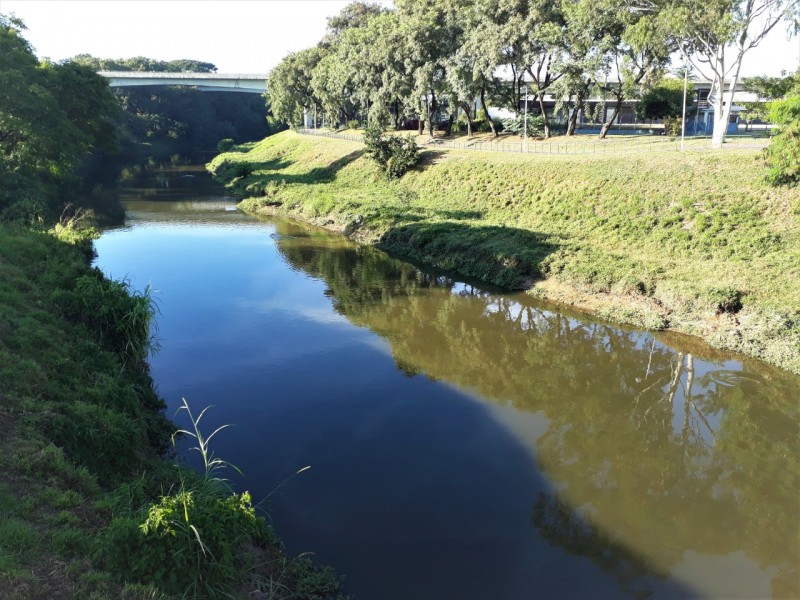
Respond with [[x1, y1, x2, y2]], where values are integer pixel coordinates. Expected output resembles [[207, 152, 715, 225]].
[[95, 165, 800, 600]]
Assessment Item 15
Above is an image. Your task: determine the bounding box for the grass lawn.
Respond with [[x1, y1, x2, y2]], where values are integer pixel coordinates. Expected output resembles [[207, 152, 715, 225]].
[[209, 130, 800, 373]]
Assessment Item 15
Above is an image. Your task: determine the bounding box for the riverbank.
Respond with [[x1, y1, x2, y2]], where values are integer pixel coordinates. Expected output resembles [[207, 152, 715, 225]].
[[0, 222, 346, 599], [208, 130, 800, 374]]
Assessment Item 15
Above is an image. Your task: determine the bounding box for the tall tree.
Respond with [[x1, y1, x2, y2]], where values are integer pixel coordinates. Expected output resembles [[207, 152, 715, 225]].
[[396, 0, 466, 136], [555, 0, 619, 136], [266, 47, 324, 127], [596, 1, 674, 139], [521, 0, 567, 138], [670, 0, 800, 147]]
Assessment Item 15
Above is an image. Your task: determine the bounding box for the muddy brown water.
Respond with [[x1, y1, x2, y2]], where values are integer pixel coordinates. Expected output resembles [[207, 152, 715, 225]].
[[94, 166, 799, 600]]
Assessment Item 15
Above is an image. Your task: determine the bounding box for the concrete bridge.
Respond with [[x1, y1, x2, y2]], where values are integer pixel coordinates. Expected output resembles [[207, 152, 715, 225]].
[[99, 71, 267, 93]]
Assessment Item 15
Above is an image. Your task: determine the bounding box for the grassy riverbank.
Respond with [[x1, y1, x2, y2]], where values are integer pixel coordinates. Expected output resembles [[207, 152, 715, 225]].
[[0, 222, 345, 599], [209, 130, 800, 374]]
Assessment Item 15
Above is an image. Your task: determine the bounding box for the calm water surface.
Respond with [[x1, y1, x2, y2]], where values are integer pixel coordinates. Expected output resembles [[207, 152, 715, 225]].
[[95, 166, 800, 600]]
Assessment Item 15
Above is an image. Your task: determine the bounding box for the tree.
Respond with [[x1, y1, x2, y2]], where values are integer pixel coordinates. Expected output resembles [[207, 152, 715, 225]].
[[266, 47, 324, 127], [555, 0, 620, 136], [71, 54, 218, 73], [595, 1, 674, 139], [1, 16, 89, 215], [763, 80, 800, 184], [636, 78, 694, 120], [396, 0, 466, 136], [670, 0, 800, 147], [740, 72, 799, 129]]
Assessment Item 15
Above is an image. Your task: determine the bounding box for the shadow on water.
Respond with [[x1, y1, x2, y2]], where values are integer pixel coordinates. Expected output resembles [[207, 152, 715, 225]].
[[374, 219, 561, 289], [268, 218, 800, 599], [99, 172, 798, 599]]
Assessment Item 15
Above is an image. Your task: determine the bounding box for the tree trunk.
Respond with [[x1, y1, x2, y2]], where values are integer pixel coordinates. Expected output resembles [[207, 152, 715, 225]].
[[444, 113, 454, 136], [599, 95, 622, 139], [393, 98, 400, 129], [460, 102, 474, 137], [536, 92, 550, 139], [418, 97, 425, 135], [566, 106, 579, 136], [427, 90, 438, 137], [711, 70, 742, 149], [480, 86, 497, 138], [567, 87, 589, 136]]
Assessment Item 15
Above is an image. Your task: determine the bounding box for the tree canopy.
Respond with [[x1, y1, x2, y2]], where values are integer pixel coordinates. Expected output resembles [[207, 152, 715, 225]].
[[264, 0, 798, 144], [0, 15, 121, 219], [70, 54, 218, 73]]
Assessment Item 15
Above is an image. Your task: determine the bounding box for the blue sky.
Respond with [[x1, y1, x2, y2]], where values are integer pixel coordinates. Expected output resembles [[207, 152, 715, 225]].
[[1, 0, 797, 77]]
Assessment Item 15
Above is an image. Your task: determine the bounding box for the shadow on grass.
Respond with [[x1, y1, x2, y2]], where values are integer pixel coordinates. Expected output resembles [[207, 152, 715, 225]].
[[390, 208, 486, 226], [246, 150, 365, 188], [415, 149, 447, 170], [377, 220, 559, 289]]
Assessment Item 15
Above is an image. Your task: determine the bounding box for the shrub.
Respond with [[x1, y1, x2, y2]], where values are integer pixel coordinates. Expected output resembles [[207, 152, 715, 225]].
[[502, 114, 545, 136], [55, 270, 158, 367], [764, 122, 800, 185], [101, 485, 261, 598], [216, 138, 235, 152], [663, 116, 683, 138], [346, 119, 360, 130], [364, 125, 420, 179]]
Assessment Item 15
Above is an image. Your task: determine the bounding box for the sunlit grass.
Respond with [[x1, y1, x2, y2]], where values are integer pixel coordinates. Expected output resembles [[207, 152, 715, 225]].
[[210, 130, 800, 372]]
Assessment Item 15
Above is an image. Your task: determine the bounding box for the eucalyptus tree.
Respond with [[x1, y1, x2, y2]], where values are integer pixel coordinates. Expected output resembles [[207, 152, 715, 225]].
[[668, 0, 800, 147], [554, 0, 620, 136], [311, 52, 356, 126], [311, 1, 391, 126], [266, 46, 324, 127], [332, 10, 415, 128], [396, 0, 467, 136], [519, 0, 568, 138], [595, 0, 675, 139], [448, 0, 528, 138], [446, 0, 495, 137]]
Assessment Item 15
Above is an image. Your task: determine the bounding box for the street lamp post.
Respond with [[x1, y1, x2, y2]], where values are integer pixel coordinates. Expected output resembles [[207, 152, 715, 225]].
[[681, 66, 688, 150], [523, 85, 528, 152]]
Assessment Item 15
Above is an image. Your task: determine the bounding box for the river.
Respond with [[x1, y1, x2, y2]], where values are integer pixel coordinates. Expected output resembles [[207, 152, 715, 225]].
[[94, 165, 800, 600]]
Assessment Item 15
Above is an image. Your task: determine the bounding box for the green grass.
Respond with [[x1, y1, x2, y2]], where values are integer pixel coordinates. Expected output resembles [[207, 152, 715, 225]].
[[0, 222, 347, 599], [209, 130, 800, 373]]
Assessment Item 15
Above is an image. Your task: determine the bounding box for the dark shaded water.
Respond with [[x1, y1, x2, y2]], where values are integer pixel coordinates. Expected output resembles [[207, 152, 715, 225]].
[[95, 166, 800, 600]]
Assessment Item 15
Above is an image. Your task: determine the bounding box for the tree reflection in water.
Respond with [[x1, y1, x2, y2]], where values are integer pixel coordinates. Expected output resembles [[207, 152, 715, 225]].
[[273, 219, 799, 598]]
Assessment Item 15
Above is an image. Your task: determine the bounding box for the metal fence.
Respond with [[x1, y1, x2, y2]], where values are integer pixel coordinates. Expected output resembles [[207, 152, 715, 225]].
[[296, 128, 769, 156], [296, 128, 363, 143]]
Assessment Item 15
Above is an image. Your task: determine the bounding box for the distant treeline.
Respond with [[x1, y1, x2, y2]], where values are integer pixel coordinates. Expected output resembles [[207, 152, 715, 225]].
[[71, 54, 218, 73]]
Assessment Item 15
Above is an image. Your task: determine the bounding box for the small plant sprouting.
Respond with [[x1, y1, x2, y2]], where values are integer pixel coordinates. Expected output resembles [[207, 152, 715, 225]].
[[172, 398, 242, 485]]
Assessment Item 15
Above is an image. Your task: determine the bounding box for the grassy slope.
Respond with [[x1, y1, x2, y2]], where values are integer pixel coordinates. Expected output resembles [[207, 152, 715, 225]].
[[209, 131, 800, 374], [0, 223, 345, 600]]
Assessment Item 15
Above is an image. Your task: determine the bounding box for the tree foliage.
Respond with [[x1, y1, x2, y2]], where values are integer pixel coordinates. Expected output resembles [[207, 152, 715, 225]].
[[71, 54, 218, 73], [636, 78, 694, 120], [263, 0, 798, 147], [0, 15, 122, 220], [764, 81, 800, 185]]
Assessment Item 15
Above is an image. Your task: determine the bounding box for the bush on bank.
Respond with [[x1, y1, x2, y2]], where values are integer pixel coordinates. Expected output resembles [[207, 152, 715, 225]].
[[208, 130, 800, 374]]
